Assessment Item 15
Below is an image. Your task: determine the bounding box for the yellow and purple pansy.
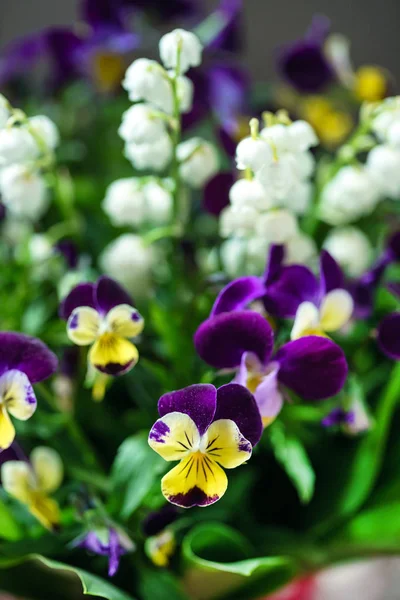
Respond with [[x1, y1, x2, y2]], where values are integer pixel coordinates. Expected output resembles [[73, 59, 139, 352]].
[[148, 383, 263, 508], [195, 311, 348, 426], [1, 446, 63, 530], [0, 332, 58, 450], [60, 276, 144, 376]]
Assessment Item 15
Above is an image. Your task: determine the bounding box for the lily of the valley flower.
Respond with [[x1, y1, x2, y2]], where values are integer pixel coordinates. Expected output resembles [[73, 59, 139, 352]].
[[60, 276, 144, 376], [74, 526, 135, 577], [195, 311, 348, 426], [1, 447, 63, 530], [0, 332, 57, 449], [291, 250, 354, 340], [148, 383, 262, 507]]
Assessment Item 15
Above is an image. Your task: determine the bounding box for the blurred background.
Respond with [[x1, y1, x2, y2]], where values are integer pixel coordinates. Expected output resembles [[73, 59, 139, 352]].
[[1, 0, 399, 83]]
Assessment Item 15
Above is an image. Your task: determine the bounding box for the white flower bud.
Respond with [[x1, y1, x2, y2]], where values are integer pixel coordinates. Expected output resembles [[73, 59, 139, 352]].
[[28, 234, 53, 263], [256, 154, 299, 200], [159, 29, 202, 74], [387, 121, 400, 148], [294, 151, 315, 180], [177, 138, 219, 188], [118, 104, 167, 145], [260, 124, 292, 152], [122, 59, 173, 113], [219, 204, 260, 238], [100, 234, 155, 296], [0, 128, 38, 167], [236, 136, 273, 172], [175, 74, 194, 114], [285, 233, 317, 266], [229, 178, 272, 211], [143, 180, 173, 225], [0, 164, 48, 220], [29, 115, 60, 150], [366, 144, 400, 199], [282, 181, 312, 215], [323, 227, 372, 277], [103, 178, 147, 227], [125, 132, 173, 172], [255, 209, 298, 242], [0, 95, 10, 129], [220, 238, 249, 277], [288, 120, 318, 152]]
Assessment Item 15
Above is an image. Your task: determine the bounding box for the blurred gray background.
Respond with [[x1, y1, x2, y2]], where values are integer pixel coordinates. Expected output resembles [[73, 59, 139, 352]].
[[0, 0, 399, 83]]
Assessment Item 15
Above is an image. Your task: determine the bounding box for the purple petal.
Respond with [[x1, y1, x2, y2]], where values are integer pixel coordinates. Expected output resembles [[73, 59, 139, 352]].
[[81, 0, 125, 30], [387, 282, 400, 300], [211, 276, 266, 317], [214, 383, 263, 447], [76, 531, 107, 555], [207, 64, 249, 129], [158, 384, 217, 436], [45, 28, 83, 87], [108, 528, 125, 577], [95, 276, 133, 315], [264, 265, 319, 318], [320, 250, 344, 295], [277, 39, 334, 93], [387, 231, 400, 262], [253, 364, 284, 423], [0, 333, 58, 383], [194, 310, 274, 369], [263, 244, 285, 285], [275, 336, 348, 400], [378, 312, 400, 360], [124, 0, 201, 21], [217, 125, 237, 158], [54, 240, 79, 270], [321, 407, 354, 428], [347, 280, 375, 320], [203, 172, 233, 216], [59, 283, 96, 320], [142, 505, 179, 537], [205, 0, 242, 53]]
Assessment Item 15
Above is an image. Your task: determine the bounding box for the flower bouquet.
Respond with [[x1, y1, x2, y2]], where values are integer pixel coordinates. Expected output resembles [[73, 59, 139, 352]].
[[0, 2, 399, 600]]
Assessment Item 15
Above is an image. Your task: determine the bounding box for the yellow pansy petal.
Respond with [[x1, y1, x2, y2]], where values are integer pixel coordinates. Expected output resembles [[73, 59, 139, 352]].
[[149, 412, 201, 461], [0, 406, 16, 450], [106, 304, 144, 338], [203, 419, 252, 469], [291, 301, 320, 340], [162, 453, 227, 508], [89, 333, 138, 375], [320, 289, 354, 332], [1, 460, 34, 503], [67, 306, 100, 346], [146, 530, 176, 567], [31, 447, 63, 494], [0, 370, 37, 421], [29, 492, 60, 530]]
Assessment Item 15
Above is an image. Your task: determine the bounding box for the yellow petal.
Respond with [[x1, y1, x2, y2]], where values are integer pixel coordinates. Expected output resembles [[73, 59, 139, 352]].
[[89, 333, 138, 375], [1, 370, 37, 421], [0, 406, 15, 450], [320, 289, 354, 332], [291, 301, 320, 340], [149, 412, 201, 462], [67, 307, 100, 346], [29, 492, 60, 530], [31, 447, 63, 494], [147, 530, 176, 567], [1, 460, 33, 503], [106, 304, 144, 338], [203, 419, 252, 469], [161, 452, 227, 508]]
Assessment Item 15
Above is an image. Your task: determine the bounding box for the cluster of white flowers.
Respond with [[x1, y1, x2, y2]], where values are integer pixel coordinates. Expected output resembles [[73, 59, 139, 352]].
[[323, 226, 372, 277], [218, 115, 318, 274], [320, 96, 400, 225], [120, 29, 218, 187], [0, 95, 59, 222], [103, 177, 173, 228]]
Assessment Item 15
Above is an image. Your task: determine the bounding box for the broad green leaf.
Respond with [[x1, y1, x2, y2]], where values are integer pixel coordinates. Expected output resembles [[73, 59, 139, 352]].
[[333, 502, 400, 551], [270, 423, 315, 504], [0, 554, 135, 600], [138, 568, 189, 600], [182, 523, 297, 600], [0, 497, 22, 541], [110, 431, 165, 519]]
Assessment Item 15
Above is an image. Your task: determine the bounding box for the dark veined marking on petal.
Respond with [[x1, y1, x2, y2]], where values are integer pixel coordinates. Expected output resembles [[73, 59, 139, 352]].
[[177, 440, 190, 450], [178, 456, 194, 476], [207, 436, 219, 450], [184, 431, 192, 448], [200, 457, 208, 482], [203, 455, 216, 480], [185, 458, 195, 480]]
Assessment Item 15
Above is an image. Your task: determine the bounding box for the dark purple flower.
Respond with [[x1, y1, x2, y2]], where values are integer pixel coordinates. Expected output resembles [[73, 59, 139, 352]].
[[203, 172, 234, 216], [203, 0, 243, 53], [123, 0, 201, 21], [378, 279, 400, 361], [142, 505, 179, 537], [322, 407, 355, 428], [75, 526, 134, 577], [59, 276, 133, 320], [277, 15, 335, 93], [149, 382, 262, 507], [195, 311, 348, 423], [54, 240, 79, 270]]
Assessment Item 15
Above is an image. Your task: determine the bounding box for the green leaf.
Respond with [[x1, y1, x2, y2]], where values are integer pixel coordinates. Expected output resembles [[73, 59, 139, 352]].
[[110, 431, 165, 519], [182, 523, 297, 600], [0, 554, 136, 600], [0, 496, 23, 541], [138, 569, 189, 600], [270, 423, 315, 504]]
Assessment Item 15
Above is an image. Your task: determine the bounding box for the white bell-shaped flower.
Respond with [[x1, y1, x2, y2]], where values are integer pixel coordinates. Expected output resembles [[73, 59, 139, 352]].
[[122, 59, 173, 113], [177, 138, 219, 188], [0, 128, 39, 167], [229, 178, 273, 211], [29, 115, 60, 150], [125, 133, 173, 172], [0, 164, 49, 220], [323, 226, 372, 277], [236, 136, 273, 172], [102, 178, 147, 227], [119, 104, 167, 145], [254, 209, 298, 243], [159, 29, 202, 74], [366, 144, 400, 200]]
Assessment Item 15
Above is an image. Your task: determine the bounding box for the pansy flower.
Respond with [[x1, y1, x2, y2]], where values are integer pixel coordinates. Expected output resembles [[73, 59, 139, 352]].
[[195, 311, 348, 426], [74, 526, 135, 577], [1, 447, 63, 530], [146, 530, 176, 567], [148, 383, 263, 508], [60, 276, 144, 376], [291, 250, 354, 340], [378, 282, 400, 361], [0, 332, 57, 450]]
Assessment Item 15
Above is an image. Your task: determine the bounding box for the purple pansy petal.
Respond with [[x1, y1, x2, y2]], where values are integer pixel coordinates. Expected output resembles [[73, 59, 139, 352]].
[[253, 364, 284, 424], [378, 312, 400, 360], [387, 282, 400, 299], [76, 531, 106, 554], [59, 283, 96, 320], [217, 125, 237, 158], [387, 231, 400, 262], [205, 0, 242, 53], [263, 244, 285, 285], [142, 505, 179, 537], [0, 333, 58, 383], [195, 310, 274, 369], [95, 276, 133, 315], [347, 280, 375, 319], [108, 527, 125, 577], [277, 37, 334, 93], [264, 265, 319, 318], [124, 0, 201, 21], [275, 336, 348, 400], [158, 384, 217, 436], [45, 28, 83, 87], [320, 250, 344, 295], [322, 407, 355, 428], [81, 0, 125, 30], [203, 172, 234, 216], [214, 383, 263, 447], [211, 276, 266, 317], [54, 240, 79, 270], [208, 64, 248, 129]]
